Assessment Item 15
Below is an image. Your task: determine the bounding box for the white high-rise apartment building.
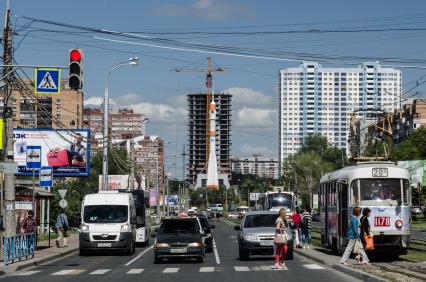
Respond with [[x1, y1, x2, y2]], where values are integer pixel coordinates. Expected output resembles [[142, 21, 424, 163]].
[[279, 61, 401, 165]]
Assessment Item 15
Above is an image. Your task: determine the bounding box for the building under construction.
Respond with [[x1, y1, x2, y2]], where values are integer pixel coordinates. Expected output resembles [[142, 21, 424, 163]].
[[187, 92, 232, 184]]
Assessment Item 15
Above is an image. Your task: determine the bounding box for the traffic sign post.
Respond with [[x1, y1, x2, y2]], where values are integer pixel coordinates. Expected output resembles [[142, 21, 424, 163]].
[[26, 146, 41, 169], [34, 68, 60, 94], [40, 166, 53, 188]]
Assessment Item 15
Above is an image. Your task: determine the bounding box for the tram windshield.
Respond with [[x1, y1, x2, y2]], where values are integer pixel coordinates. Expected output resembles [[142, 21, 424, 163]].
[[268, 193, 293, 210], [356, 179, 404, 206]]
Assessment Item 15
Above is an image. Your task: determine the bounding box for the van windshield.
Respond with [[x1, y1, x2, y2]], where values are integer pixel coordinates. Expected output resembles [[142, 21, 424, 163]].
[[84, 205, 128, 223]]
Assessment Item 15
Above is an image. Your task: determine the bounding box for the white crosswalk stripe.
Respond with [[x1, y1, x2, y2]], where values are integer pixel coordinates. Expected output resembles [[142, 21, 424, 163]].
[[90, 269, 111, 275], [163, 267, 180, 273], [51, 269, 85, 275], [234, 266, 250, 272], [199, 266, 215, 272], [127, 268, 145, 274], [303, 264, 325, 270], [10, 270, 42, 276]]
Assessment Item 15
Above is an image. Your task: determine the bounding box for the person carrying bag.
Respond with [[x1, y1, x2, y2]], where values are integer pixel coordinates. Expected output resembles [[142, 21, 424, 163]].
[[340, 207, 370, 265], [360, 208, 374, 251], [273, 208, 289, 270]]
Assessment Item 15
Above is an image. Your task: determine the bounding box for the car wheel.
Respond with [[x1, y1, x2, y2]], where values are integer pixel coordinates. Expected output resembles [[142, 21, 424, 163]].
[[79, 248, 87, 256], [125, 243, 133, 255], [132, 242, 136, 254], [154, 255, 161, 264], [239, 247, 249, 261], [197, 256, 204, 263], [286, 248, 293, 260]]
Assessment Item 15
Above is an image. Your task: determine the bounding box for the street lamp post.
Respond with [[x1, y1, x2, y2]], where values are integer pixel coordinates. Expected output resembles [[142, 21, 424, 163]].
[[102, 57, 139, 191]]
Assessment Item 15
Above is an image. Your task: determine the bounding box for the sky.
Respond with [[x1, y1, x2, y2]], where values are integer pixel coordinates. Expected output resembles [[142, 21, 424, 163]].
[[3, 0, 426, 179]]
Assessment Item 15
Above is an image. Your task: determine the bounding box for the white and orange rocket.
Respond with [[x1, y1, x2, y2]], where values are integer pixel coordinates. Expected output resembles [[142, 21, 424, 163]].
[[206, 97, 219, 189]]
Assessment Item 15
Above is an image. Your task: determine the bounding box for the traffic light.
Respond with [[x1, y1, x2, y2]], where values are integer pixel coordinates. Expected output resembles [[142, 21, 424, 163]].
[[68, 49, 83, 90]]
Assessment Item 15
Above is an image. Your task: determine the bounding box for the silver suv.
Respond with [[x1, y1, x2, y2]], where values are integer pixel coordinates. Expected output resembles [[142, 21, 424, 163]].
[[235, 211, 293, 260]]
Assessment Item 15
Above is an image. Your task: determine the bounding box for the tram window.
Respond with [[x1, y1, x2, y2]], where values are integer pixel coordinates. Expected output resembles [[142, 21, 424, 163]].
[[403, 179, 409, 205], [359, 179, 402, 206], [351, 180, 359, 206]]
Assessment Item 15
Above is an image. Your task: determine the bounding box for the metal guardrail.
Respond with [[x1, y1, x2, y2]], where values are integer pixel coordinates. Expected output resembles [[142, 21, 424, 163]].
[[3, 233, 36, 270]]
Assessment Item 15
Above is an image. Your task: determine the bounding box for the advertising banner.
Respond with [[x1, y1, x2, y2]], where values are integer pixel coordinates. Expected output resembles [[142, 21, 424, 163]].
[[149, 189, 157, 207], [165, 195, 179, 206], [14, 129, 90, 176], [398, 160, 426, 187], [98, 175, 146, 191], [249, 193, 261, 201]]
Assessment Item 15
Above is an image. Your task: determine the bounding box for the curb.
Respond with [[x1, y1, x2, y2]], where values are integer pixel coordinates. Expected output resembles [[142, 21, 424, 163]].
[[294, 249, 388, 282], [332, 264, 388, 282], [1, 247, 78, 275], [294, 248, 329, 266]]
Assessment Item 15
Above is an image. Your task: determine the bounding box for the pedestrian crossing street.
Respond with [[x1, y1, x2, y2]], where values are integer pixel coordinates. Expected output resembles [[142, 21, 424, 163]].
[[9, 264, 325, 276]]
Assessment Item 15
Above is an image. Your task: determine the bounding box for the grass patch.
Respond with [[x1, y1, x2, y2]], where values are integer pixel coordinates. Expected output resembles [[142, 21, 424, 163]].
[[400, 249, 426, 263], [412, 219, 426, 230]]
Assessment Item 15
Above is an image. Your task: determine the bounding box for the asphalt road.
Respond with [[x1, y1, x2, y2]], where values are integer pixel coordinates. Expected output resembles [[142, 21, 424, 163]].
[[2, 220, 361, 282]]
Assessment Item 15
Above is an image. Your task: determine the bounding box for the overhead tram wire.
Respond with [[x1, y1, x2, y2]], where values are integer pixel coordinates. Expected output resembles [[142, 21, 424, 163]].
[[16, 16, 426, 66]]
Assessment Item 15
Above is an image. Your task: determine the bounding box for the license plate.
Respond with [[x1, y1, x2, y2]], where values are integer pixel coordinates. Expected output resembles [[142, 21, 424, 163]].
[[374, 216, 390, 227], [260, 241, 274, 246], [97, 242, 112, 248], [170, 248, 187, 254]]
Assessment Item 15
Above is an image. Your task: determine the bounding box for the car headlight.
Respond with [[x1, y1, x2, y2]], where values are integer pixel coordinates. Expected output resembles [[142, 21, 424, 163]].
[[243, 233, 257, 241], [188, 242, 203, 247], [121, 223, 130, 232], [155, 243, 170, 248], [80, 224, 89, 233]]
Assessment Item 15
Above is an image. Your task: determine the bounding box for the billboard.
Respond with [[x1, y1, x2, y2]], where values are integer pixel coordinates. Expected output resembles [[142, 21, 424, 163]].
[[98, 175, 146, 191], [14, 129, 90, 176], [149, 189, 157, 207], [398, 160, 426, 187], [249, 193, 261, 201], [165, 195, 179, 206]]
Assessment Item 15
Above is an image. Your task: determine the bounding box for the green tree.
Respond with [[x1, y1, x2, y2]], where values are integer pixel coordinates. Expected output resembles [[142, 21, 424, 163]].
[[394, 127, 426, 160]]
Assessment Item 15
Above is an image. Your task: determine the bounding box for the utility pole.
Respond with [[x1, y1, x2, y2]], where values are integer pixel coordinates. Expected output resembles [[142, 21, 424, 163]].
[[129, 138, 135, 190], [2, 1, 16, 237]]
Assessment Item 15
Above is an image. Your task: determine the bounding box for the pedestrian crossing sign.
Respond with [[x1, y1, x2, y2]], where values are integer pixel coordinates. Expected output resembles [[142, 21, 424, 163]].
[[34, 68, 60, 94]]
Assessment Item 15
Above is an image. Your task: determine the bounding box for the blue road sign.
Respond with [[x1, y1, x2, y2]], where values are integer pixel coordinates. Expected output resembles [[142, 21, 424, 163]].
[[34, 68, 61, 94], [40, 166, 53, 187], [26, 145, 41, 169]]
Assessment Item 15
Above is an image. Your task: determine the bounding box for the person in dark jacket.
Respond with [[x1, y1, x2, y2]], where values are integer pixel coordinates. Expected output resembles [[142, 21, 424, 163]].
[[360, 208, 372, 246]]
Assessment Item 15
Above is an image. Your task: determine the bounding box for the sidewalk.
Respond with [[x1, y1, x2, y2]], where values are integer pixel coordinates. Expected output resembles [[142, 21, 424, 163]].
[[1, 234, 79, 275], [294, 246, 426, 282]]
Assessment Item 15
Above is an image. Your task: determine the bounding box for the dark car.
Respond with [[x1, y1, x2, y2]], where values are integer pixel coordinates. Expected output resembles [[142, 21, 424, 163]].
[[195, 214, 215, 252], [153, 217, 205, 263], [235, 211, 293, 260]]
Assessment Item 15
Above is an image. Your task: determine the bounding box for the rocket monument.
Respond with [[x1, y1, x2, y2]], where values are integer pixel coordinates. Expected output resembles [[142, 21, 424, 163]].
[[206, 97, 219, 189]]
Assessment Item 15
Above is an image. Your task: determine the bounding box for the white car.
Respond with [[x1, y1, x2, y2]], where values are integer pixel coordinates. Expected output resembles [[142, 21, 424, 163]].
[[228, 213, 239, 219]]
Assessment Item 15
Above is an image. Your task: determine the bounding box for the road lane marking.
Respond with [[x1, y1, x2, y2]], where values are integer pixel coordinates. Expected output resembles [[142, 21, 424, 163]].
[[303, 264, 325, 270], [213, 239, 221, 264], [259, 265, 274, 271], [124, 245, 154, 266], [51, 269, 85, 275], [163, 267, 180, 273], [234, 266, 250, 272], [127, 269, 145, 274], [10, 270, 42, 276], [199, 267, 215, 272], [90, 269, 111, 275]]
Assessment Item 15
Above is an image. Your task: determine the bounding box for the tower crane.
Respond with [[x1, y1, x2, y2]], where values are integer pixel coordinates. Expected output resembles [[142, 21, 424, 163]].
[[174, 57, 224, 167]]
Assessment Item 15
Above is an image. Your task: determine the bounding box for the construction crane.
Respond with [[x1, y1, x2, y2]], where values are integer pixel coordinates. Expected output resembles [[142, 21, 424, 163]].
[[174, 57, 224, 167]]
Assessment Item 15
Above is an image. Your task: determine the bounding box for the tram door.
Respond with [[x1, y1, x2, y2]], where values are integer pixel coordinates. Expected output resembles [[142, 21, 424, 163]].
[[338, 180, 348, 248]]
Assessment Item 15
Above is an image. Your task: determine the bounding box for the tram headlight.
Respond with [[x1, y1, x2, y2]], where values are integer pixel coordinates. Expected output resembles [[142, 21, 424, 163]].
[[395, 220, 403, 229]]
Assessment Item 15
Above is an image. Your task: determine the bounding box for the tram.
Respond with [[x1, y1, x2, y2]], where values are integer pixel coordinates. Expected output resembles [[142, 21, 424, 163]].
[[319, 161, 411, 257], [258, 190, 296, 222]]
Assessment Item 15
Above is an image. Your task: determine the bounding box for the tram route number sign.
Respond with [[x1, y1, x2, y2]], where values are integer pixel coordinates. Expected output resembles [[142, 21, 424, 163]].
[[372, 168, 388, 177], [374, 216, 390, 227]]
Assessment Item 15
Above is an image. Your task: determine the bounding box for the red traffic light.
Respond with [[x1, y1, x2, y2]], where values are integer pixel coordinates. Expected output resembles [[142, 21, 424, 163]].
[[70, 49, 81, 61]]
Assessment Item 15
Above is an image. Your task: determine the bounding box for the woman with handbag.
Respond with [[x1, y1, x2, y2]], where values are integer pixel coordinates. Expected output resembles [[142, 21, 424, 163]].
[[273, 208, 289, 270], [340, 207, 370, 265], [360, 208, 374, 252]]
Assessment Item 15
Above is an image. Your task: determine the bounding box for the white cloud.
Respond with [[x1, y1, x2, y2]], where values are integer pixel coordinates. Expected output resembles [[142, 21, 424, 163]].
[[84, 96, 117, 106], [132, 102, 186, 123], [240, 144, 274, 157], [150, 0, 254, 21], [225, 87, 273, 106], [235, 106, 276, 127], [118, 93, 143, 105]]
